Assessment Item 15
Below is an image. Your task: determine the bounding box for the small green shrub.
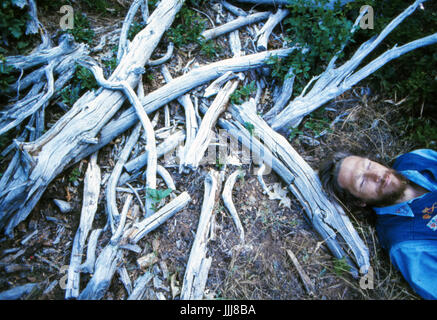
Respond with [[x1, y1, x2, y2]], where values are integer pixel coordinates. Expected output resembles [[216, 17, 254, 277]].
[[65, 13, 95, 44], [271, 0, 367, 96], [146, 187, 173, 211], [0, 54, 16, 91], [200, 39, 222, 58], [68, 167, 81, 183], [0, 1, 29, 43], [59, 64, 98, 107], [399, 116, 437, 149], [168, 6, 207, 47], [75, 65, 98, 91], [230, 81, 256, 105]]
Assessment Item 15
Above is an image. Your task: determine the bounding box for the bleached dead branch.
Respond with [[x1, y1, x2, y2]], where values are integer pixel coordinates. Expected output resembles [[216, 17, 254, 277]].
[[181, 170, 220, 300], [65, 152, 101, 299], [222, 170, 245, 243]]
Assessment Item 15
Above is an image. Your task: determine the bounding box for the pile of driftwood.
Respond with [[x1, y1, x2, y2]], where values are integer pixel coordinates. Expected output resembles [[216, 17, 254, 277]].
[[0, 0, 436, 300]]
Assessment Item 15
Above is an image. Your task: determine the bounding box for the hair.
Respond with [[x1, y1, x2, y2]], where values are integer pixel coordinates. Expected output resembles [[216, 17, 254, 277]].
[[318, 151, 377, 226], [318, 151, 359, 205]]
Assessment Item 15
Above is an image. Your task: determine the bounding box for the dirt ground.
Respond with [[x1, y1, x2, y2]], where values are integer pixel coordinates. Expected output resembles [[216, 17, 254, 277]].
[[0, 0, 424, 300]]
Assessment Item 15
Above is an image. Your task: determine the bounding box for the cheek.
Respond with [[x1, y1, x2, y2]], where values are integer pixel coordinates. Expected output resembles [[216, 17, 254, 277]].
[[360, 183, 379, 199]]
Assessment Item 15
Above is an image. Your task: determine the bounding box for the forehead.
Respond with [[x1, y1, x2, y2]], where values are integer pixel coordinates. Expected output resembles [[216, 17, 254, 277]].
[[337, 156, 366, 189]]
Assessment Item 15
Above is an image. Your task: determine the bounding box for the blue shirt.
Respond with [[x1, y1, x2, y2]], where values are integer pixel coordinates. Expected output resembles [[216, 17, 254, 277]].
[[374, 149, 437, 300]]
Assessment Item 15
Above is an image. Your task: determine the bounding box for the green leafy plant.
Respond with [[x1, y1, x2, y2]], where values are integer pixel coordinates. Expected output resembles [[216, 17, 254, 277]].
[[0, 0, 36, 54], [0, 54, 16, 91], [288, 107, 332, 141], [65, 13, 95, 44], [243, 122, 255, 136], [215, 157, 224, 170], [0, 1, 29, 42], [59, 64, 98, 107], [69, 167, 81, 183], [230, 81, 256, 105], [75, 65, 98, 91], [168, 7, 207, 47], [60, 85, 80, 107], [288, 127, 303, 141], [146, 188, 173, 211], [82, 0, 109, 14], [333, 257, 351, 276], [268, 0, 359, 96], [200, 39, 221, 58]]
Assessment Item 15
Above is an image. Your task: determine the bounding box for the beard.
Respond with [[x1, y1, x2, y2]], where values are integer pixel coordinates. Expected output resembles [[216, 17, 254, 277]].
[[366, 170, 408, 208]]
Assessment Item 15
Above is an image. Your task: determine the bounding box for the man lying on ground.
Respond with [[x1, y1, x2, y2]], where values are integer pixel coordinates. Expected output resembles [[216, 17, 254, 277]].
[[318, 149, 437, 299]]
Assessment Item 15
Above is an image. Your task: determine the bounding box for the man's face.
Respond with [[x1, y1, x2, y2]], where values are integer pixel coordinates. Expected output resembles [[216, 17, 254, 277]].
[[337, 156, 407, 207]]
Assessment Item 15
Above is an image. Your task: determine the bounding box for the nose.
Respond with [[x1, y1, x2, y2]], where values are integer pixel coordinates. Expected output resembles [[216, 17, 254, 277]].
[[365, 170, 383, 183]]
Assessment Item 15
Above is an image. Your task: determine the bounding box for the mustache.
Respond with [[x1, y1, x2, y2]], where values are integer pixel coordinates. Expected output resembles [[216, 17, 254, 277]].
[[377, 170, 406, 192]]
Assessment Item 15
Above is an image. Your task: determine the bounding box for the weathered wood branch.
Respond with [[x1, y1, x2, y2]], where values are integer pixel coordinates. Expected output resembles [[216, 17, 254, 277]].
[[77, 57, 158, 217], [65, 152, 101, 299], [0, 62, 55, 136], [5, 33, 76, 71], [286, 249, 315, 296], [127, 272, 153, 300], [156, 165, 176, 191], [117, 0, 144, 63], [160, 65, 198, 167], [181, 170, 220, 300], [117, 266, 133, 296], [106, 123, 142, 233], [195, 99, 368, 276], [256, 8, 289, 51], [0, 45, 293, 237], [263, 66, 295, 122], [0, 283, 41, 300], [222, 170, 245, 243], [201, 11, 271, 41], [125, 191, 191, 244], [79, 228, 103, 274], [124, 130, 186, 174], [148, 42, 174, 66], [222, 1, 248, 17], [203, 72, 241, 98], [78, 241, 123, 300], [181, 80, 239, 172]]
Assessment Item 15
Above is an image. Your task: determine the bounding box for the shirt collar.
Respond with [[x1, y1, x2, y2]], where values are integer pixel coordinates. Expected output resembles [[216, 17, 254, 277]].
[[373, 202, 415, 217], [373, 170, 430, 218]]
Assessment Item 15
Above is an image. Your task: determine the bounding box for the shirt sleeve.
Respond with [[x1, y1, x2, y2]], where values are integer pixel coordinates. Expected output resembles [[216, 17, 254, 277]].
[[389, 240, 437, 300]]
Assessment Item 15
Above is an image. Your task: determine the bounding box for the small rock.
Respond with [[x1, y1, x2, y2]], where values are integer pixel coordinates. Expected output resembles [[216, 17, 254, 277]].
[[53, 199, 73, 214]]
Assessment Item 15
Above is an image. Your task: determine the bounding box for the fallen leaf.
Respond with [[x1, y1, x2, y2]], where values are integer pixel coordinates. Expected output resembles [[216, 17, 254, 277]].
[[269, 183, 291, 209]]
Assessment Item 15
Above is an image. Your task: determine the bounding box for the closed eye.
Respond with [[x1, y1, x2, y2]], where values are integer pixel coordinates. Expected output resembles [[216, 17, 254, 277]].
[[359, 161, 371, 190]]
